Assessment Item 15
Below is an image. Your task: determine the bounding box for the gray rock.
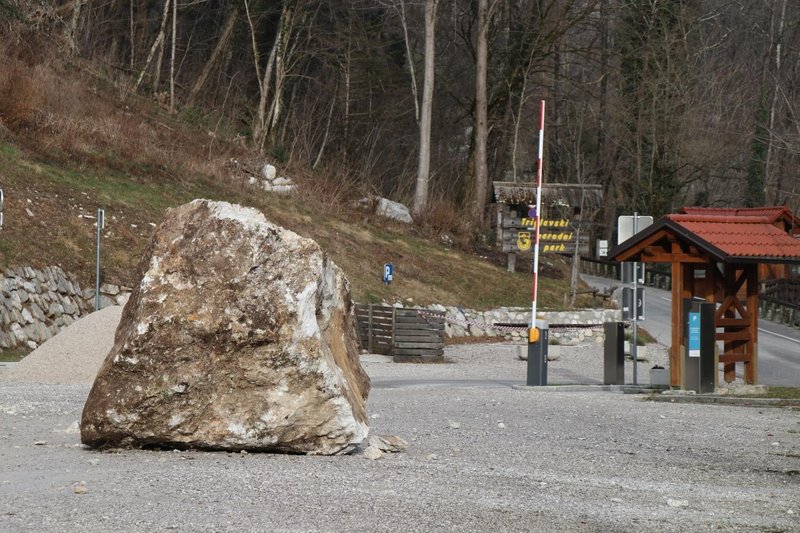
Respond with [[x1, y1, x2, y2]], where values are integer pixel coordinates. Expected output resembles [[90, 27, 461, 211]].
[[0, 330, 12, 348], [261, 163, 277, 181], [376, 198, 413, 224], [101, 284, 120, 296], [270, 184, 296, 195], [10, 322, 27, 343], [368, 434, 409, 453], [9, 291, 22, 311], [21, 307, 34, 325], [81, 200, 370, 455], [48, 303, 64, 317], [29, 302, 46, 322], [362, 445, 383, 460]]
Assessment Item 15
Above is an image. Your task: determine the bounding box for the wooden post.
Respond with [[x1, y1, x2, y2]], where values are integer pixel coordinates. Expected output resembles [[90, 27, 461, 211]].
[[496, 206, 504, 245], [391, 306, 397, 355], [722, 265, 737, 383], [745, 264, 759, 384], [368, 304, 374, 354], [507, 252, 516, 272]]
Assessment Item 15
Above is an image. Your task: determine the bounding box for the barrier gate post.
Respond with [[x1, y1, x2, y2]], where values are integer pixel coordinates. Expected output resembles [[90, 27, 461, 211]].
[[527, 320, 549, 386], [604, 322, 625, 385]]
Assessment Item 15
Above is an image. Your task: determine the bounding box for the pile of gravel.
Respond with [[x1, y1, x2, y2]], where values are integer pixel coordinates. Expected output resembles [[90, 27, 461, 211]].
[[1, 305, 122, 385]]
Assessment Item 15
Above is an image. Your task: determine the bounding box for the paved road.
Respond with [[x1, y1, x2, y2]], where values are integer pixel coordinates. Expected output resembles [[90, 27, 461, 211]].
[[582, 274, 800, 386]]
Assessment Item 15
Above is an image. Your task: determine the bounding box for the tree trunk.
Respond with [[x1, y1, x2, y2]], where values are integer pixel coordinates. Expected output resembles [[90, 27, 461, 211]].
[[473, 0, 489, 221], [269, 4, 296, 133], [187, 7, 239, 106], [66, 0, 84, 55], [399, 0, 420, 124], [247, 0, 280, 150], [313, 82, 337, 169], [131, 0, 171, 94], [169, 0, 177, 112], [765, 0, 787, 204], [511, 74, 527, 182], [413, 0, 438, 218]]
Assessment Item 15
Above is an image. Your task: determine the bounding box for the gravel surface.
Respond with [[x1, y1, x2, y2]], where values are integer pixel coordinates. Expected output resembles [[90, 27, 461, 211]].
[[1, 332, 798, 531], [2, 306, 122, 385]]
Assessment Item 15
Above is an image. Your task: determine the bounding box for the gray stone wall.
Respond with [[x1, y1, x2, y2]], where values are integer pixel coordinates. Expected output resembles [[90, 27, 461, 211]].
[[423, 305, 621, 345], [0, 266, 130, 351]]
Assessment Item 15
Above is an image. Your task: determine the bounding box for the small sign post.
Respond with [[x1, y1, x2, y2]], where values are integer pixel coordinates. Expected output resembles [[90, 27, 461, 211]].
[[0, 188, 4, 228], [95, 208, 105, 311], [382, 263, 394, 285], [618, 212, 652, 385]]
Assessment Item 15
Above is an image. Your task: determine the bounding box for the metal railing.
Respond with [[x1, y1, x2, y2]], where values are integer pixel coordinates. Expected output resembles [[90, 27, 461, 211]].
[[582, 257, 800, 330]]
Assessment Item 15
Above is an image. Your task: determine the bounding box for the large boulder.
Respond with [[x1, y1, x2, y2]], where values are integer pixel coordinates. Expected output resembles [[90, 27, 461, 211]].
[[81, 200, 370, 455]]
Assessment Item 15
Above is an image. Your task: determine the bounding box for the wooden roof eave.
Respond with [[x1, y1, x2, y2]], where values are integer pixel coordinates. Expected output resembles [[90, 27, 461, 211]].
[[609, 219, 728, 264]]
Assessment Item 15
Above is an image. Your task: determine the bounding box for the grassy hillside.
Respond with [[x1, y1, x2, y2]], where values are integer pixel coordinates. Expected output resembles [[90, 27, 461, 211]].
[[0, 32, 593, 312]]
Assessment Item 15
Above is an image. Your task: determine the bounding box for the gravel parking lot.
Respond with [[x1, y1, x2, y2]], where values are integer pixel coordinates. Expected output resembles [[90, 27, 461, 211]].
[[1, 337, 798, 532]]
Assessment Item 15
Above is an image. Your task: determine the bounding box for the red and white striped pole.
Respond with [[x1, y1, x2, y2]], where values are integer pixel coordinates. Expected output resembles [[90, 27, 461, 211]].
[[530, 100, 545, 340]]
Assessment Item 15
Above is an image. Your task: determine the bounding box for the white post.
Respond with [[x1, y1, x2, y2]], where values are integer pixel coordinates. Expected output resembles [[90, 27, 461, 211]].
[[95, 208, 105, 311], [531, 100, 545, 329]]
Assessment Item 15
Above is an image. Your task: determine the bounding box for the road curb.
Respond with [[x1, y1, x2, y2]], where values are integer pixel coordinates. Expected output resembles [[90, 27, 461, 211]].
[[511, 384, 667, 394], [649, 394, 800, 407]]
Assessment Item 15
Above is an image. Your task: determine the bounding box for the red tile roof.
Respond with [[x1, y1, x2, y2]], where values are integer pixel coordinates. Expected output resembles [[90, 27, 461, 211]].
[[679, 206, 800, 234], [667, 214, 800, 259]]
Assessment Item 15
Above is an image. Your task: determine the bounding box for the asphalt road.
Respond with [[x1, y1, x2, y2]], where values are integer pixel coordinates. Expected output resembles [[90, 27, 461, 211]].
[[582, 274, 800, 387]]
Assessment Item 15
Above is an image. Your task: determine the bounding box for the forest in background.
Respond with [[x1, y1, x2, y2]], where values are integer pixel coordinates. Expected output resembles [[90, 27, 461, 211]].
[[3, 0, 800, 241]]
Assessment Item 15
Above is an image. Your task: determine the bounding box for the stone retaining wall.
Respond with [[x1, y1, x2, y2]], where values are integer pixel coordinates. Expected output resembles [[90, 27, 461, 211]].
[[0, 266, 130, 350], [423, 305, 621, 345]]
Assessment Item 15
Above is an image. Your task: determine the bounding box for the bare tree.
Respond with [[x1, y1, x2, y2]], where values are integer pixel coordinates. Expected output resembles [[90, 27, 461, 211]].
[[186, 6, 239, 106], [131, 0, 172, 94], [472, 0, 492, 221], [413, 0, 438, 218]]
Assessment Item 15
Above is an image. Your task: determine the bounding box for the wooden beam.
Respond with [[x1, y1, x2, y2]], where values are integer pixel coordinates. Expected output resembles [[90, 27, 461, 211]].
[[719, 353, 753, 363], [745, 264, 759, 384], [716, 331, 752, 341], [716, 318, 749, 327], [640, 253, 708, 263]]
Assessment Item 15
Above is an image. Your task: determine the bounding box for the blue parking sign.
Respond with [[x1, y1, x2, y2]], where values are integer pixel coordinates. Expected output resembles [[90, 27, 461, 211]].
[[383, 263, 394, 284]]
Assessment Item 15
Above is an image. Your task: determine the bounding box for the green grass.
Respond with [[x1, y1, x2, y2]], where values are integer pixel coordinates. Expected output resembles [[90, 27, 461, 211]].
[[0, 141, 17, 156], [763, 387, 800, 400], [0, 347, 32, 362]]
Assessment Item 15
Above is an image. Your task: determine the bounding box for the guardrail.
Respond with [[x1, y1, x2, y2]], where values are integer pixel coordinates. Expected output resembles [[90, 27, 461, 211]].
[[580, 257, 672, 290], [582, 257, 800, 330], [759, 297, 800, 328]]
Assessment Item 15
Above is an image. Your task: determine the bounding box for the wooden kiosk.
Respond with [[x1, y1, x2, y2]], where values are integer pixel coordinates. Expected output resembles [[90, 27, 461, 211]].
[[609, 207, 800, 387]]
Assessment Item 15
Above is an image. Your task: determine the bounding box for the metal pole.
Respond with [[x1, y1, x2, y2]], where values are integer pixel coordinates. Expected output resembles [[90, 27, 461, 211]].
[[0, 188, 4, 229], [632, 212, 638, 385], [95, 208, 105, 311], [531, 100, 545, 328]]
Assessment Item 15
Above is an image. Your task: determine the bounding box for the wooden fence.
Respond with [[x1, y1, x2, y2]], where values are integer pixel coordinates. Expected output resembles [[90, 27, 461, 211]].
[[354, 304, 445, 361]]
